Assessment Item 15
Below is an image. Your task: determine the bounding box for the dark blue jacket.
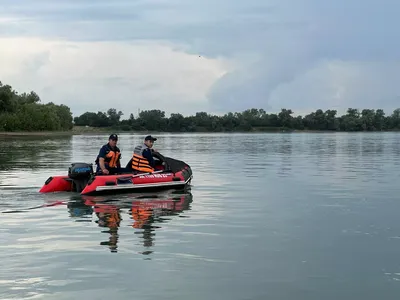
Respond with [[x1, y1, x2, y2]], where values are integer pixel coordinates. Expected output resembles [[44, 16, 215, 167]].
[[95, 143, 121, 172], [142, 148, 155, 167]]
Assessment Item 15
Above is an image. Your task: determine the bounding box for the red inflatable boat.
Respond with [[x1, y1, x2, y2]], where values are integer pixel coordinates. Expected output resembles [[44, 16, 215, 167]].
[[39, 153, 193, 196]]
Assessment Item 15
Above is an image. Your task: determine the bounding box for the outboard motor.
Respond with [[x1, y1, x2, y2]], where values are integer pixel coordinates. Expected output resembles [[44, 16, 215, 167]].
[[68, 162, 94, 193]]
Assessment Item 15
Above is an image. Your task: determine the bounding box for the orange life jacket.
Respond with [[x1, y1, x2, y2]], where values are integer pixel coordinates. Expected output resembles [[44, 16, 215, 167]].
[[105, 149, 121, 168], [95, 144, 121, 168], [131, 144, 154, 173]]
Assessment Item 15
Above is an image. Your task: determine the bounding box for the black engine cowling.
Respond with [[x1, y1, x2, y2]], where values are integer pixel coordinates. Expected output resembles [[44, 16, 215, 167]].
[[68, 162, 93, 179], [68, 163, 94, 192]]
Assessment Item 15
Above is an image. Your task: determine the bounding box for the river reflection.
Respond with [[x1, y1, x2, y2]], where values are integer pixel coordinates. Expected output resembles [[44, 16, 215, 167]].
[[66, 190, 193, 254], [0, 135, 73, 171]]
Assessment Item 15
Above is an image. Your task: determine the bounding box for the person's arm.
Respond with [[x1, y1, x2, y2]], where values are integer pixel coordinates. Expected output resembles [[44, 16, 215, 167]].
[[99, 158, 108, 173], [98, 147, 109, 174], [142, 148, 155, 167]]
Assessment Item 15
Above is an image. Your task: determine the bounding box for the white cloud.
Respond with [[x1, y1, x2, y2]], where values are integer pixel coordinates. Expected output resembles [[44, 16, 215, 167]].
[[0, 37, 231, 117]]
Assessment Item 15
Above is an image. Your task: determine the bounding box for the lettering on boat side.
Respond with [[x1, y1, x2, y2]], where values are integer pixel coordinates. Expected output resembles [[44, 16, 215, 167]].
[[139, 174, 171, 179]]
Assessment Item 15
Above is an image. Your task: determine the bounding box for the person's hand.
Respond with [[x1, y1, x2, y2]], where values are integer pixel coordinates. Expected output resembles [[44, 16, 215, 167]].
[[102, 168, 109, 174]]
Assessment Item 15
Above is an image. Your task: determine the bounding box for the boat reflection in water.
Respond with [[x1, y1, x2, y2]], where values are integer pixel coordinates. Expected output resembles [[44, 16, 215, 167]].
[[67, 189, 193, 254]]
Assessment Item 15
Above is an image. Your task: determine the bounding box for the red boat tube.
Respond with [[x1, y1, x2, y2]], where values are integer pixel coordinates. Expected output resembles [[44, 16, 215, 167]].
[[39, 175, 73, 193], [39, 154, 193, 195]]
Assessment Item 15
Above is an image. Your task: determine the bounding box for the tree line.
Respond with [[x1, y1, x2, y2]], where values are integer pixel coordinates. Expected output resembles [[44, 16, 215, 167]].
[[0, 81, 73, 131], [74, 107, 400, 132], [2, 80, 400, 132]]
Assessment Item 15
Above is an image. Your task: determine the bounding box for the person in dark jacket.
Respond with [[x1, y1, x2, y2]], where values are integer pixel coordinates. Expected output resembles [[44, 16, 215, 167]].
[[95, 134, 122, 175], [128, 135, 158, 173]]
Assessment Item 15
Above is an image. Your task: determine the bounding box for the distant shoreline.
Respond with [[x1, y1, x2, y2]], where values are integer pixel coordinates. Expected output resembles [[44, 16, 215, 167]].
[[0, 131, 74, 136], [1, 126, 400, 136], [0, 126, 101, 136]]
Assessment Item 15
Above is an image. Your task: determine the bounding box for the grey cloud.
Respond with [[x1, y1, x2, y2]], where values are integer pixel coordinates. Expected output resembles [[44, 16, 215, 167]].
[[1, 0, 400, 113], [1, 0, 398, 57], [0, 0, 278, 43], [203, 0, 400, 112]]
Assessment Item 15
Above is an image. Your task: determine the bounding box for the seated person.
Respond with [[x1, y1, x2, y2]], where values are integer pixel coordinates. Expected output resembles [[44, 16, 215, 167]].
[[127, 135, 159, 174], [95, 134, 124, 175]]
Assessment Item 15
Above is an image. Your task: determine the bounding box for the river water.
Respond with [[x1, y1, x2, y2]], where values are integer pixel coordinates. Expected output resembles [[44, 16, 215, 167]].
[[1, 132, 400, 299]]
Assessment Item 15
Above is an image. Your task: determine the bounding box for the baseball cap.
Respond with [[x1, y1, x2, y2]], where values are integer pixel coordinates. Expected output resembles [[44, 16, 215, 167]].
[[144, 135, 157, 141], [109, 134, 118, 140]]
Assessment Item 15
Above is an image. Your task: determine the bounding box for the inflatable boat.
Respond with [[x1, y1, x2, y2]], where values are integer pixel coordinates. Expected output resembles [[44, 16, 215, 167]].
[[39, 152, 193, 195]]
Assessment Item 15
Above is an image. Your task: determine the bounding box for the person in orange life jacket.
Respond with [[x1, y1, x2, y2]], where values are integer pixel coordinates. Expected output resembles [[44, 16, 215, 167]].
[[130, 135, 158, 173], [95, 134, 122, 175]]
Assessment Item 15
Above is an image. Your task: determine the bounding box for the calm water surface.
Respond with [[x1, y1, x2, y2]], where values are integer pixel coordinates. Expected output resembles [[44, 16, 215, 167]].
[[1, 132, 400, 299]]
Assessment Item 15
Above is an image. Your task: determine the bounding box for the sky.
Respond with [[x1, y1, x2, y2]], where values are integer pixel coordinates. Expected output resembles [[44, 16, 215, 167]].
[[0, 0, 399, 118]]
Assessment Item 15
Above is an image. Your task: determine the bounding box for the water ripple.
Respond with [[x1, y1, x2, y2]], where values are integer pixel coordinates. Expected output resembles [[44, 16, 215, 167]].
[[1, 132, 400, 299]]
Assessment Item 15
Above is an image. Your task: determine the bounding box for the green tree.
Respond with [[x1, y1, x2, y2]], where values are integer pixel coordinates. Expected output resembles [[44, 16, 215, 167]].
[[390, 108, 400, 129], [107, 108, 124, 126], [0, 81, 74, 132], [137, 109, 167, 131], [278, 109, 293, 128], [71, 106, 400, 133]]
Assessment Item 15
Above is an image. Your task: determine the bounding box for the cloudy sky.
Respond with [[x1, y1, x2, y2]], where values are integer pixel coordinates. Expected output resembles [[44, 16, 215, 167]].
[[0, 0, 399, 118]]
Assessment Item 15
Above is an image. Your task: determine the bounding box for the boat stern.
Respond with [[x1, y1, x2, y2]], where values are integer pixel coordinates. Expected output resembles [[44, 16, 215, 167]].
[[39, 175, 72, 193]]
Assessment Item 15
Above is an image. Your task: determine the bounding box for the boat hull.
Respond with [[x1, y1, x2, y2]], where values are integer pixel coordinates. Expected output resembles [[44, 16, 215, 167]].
[[39, 167, 193, 195], [40, 176, 73, 193]]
